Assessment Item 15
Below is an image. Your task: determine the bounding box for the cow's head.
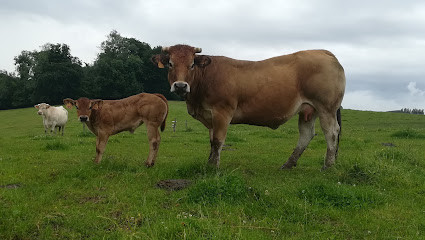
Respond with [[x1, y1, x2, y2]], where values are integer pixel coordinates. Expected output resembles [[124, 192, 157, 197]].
[[63, 97, 103, 122], [34, 103, 50, 115], [151, 44, 211, 97]]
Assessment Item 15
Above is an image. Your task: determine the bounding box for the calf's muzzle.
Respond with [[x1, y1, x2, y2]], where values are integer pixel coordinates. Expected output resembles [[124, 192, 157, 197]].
[[79, 116, 89, 122]]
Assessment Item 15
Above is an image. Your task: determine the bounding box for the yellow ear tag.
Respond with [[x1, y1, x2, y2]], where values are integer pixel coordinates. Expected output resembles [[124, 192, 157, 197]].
[[158, 62, 165, 68]]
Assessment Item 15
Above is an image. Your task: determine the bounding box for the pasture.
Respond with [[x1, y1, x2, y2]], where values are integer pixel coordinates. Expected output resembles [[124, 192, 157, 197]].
[[0, 101, 424, 239]]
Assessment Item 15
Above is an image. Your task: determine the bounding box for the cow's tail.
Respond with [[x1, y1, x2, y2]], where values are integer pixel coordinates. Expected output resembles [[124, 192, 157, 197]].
[[336, 107, 342, 158], [154, 94, 168, 132]]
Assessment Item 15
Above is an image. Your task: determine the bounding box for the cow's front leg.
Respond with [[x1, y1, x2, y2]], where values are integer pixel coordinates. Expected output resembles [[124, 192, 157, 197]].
[[51, 122, 57, 135], [95, 133, 109, 164], [208, 110, 231, 168]]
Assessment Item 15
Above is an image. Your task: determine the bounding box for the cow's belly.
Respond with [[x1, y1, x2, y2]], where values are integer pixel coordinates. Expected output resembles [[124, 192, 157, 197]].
[[231, 98, 300, 129]]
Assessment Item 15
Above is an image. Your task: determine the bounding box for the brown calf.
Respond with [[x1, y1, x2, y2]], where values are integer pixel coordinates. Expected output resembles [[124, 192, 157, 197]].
[[64, 93, 168, 166], [152, 45, 345, 170]]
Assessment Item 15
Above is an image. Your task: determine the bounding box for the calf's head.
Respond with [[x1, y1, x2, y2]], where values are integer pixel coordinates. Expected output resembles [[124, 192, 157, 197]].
[[63, 97, 103, 122], [34, 103, 50, 115], [151, 44, 211, 97]]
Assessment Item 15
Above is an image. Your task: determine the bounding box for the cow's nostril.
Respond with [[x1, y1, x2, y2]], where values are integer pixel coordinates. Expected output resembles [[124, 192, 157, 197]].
[[79, 116, 88, 122], [175, 82, 187, 89]]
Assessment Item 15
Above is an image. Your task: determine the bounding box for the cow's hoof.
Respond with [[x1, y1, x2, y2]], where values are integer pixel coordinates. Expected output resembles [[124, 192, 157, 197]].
[[207, 159, 220, 168], [145, 162, 154, 168], [280, 162, 296, 170], [321, 165, 331, 171]]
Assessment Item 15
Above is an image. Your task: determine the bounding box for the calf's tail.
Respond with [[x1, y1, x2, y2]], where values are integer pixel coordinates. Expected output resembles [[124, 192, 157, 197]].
[[154, 94, 169, 132]]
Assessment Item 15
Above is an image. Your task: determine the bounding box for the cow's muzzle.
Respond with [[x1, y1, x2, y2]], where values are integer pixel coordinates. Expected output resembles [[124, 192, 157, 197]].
[[79, 115, 89, 122], [171, 81, 190, 96]]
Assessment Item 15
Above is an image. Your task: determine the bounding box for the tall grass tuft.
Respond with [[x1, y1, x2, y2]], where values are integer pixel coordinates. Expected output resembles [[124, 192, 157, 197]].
[[298, 182, 383, 209], [187, 173, 248, 204], [391, 129, 425, 139], [44, 141, 69, 151]]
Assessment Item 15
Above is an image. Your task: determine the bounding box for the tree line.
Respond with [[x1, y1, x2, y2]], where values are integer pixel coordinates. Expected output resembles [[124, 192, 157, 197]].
[[0, 30, 178, 110], [399, 108, 424, 115], [389, 108, 425, 115]]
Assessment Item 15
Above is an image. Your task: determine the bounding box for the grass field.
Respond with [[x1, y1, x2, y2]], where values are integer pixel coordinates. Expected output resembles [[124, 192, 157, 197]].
[[1, 101, 424, 239]]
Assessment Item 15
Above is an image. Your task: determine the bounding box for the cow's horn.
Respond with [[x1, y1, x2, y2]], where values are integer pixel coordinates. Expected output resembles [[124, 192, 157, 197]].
[[194, 47, 202, 53], [162, 46, 170, 53]]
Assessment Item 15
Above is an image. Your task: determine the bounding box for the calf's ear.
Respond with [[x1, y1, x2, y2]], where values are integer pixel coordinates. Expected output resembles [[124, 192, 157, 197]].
[[91, 99, 103, 110], [34, 104, 40, 109], [194, 55, 211, 68], [63, 98, 75, 109], [151, 54, 169, 69]]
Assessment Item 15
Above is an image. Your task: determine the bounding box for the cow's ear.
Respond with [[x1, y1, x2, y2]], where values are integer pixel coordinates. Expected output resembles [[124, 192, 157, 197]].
[[91, 99, 103, 110], [46, 104, 51, 109], [34, 104, 40, 109], [63, 98, 75, 109], [151, 54, 169, 69], [194, 55, 211, 68]]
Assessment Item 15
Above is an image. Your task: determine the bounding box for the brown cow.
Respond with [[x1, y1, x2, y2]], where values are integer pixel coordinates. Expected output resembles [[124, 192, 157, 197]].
[[152, 45, 345, 170], [63, 93, 168, 167]]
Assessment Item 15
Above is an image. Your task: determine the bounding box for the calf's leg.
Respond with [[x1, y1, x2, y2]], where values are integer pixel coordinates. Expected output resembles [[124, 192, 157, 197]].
[[281, 111, 317, 169], [145, 123, 161, 167], [95, 133, 109, 164]]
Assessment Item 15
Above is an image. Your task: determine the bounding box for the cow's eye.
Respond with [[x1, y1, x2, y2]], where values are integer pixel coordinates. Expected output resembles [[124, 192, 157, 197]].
[[75, 106, 79, 110], [168, 62, 173, 68], [190, 63, 195, 70]]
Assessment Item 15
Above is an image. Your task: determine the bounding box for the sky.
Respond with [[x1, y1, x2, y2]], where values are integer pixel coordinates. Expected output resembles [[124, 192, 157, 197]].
[[1, 0, 425, 112]]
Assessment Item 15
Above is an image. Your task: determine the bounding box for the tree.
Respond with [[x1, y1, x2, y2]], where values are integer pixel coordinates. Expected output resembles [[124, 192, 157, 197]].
[[31, 43, 83, 104], [85, 30, 144, 99], [0, 71, 18, 109], [13, 50, 36, 107]]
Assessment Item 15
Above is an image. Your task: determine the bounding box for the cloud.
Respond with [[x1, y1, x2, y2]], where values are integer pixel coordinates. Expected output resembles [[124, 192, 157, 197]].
[[343, 90, 402, 111], [1, 0, 425, 111], [407, 82, 425, 96]]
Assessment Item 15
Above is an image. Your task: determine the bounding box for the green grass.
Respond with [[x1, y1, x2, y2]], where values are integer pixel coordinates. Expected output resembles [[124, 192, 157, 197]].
[[0, 103, 425, 239]]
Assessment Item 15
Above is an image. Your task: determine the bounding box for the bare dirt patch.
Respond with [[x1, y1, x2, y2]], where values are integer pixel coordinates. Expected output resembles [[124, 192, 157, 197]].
[[156, 179, 192, 191], [0, 183, 22, 189]]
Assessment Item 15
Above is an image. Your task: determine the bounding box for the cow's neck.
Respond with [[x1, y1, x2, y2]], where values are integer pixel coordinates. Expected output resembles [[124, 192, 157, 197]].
[[185, 67, 209, 117], [86, 110, 100, 134]]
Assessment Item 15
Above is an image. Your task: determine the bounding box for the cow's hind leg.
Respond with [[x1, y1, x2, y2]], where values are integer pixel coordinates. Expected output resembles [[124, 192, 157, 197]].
[[145, 123, 161, 167], [281, 109, 317, 169], [319, 110, 341, 170]]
